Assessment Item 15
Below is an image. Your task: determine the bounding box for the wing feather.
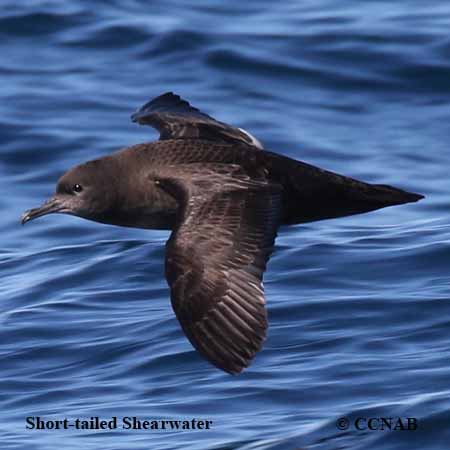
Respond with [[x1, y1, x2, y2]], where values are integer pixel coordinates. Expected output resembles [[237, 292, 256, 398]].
[[157, 163, 281, 373], [132, 92, 263, 149]]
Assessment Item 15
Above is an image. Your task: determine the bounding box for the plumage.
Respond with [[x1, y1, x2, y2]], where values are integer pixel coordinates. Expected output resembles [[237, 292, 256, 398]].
[[156, 164, 281, 373], [22, 92, 424, 374], [132, 92, 263, 148]]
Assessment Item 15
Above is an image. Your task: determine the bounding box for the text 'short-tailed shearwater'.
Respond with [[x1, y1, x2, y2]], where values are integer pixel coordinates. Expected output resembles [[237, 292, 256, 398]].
[[22, 93, 424, 374]]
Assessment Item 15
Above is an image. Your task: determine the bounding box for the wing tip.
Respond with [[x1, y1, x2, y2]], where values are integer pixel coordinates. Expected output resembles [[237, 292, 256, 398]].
[[131, 92, 197, 124], [223, 365, 246, 376], [214, 356, 252, 375]]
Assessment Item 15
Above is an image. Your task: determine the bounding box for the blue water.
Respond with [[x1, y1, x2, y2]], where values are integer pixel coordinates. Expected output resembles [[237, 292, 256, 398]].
[[1, 1, 449, 449]]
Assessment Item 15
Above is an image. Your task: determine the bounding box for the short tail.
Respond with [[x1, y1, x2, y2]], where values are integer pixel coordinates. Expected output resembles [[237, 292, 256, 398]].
[[363, 183, 424, 207], [273, 154, 425, 225]]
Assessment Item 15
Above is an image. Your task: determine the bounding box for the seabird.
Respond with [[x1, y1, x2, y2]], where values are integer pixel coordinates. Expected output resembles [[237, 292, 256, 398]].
[[22, 92, 424, 374]]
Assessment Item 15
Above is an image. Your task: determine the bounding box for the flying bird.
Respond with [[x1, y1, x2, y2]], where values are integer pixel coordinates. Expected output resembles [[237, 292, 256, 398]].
[[22, 92, 424, 374]]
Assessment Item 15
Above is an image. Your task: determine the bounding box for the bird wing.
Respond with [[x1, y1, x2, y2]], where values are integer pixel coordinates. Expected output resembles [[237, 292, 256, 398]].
[[154, 163, 281, 374], [132, 92, 263, 149]]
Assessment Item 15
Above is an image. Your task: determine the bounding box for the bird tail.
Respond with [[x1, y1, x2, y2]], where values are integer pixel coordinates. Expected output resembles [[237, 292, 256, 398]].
[[272, 154, 424, 224]]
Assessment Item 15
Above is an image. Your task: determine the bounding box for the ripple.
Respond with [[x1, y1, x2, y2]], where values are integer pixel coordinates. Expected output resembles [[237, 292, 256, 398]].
[[1, 1, 448, 449], [61, 23, 154, 49], [0, 11, 86, 36]]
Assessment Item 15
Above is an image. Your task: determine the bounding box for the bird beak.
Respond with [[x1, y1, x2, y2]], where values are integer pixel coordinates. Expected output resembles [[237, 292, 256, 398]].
[[21, 196, 63, 225]]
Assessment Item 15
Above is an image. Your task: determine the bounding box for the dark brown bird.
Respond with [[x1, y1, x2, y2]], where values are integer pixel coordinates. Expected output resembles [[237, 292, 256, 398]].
[[22, 92, 423, 374]]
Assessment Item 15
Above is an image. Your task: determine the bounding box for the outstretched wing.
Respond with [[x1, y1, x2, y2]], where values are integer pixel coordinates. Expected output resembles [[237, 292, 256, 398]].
[[155, 164, 281, 374], [132, 92, 263, 148]]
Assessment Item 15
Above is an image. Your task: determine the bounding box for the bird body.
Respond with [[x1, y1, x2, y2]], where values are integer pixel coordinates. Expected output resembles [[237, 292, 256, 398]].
[[49, 138, 422, 230], [22, 92, 423, 374]]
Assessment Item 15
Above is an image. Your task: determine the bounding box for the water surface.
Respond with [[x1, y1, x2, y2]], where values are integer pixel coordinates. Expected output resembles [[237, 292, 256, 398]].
[[1, 1, 449, 449]]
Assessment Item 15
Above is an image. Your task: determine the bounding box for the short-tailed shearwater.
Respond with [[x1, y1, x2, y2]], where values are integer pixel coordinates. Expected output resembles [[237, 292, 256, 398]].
[[22, 93, 424, 374]]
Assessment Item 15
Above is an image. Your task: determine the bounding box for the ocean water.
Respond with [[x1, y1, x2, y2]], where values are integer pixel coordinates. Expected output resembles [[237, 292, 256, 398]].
[[1, 1, 449, 449]]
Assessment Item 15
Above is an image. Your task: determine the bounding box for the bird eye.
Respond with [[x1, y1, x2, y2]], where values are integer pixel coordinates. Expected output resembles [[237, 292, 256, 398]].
[[73, 184, 83, 193]]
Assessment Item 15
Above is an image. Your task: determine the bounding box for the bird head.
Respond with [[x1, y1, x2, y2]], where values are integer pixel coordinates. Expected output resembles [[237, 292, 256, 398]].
[[22, 157, 121, 225]]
